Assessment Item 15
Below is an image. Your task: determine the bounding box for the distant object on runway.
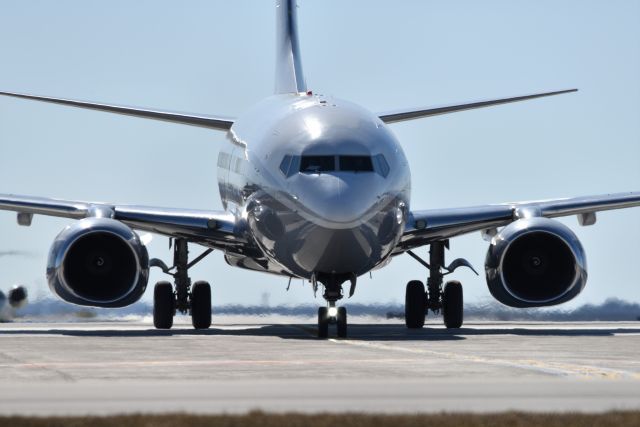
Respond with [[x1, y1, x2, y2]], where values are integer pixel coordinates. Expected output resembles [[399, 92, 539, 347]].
[[0, 0, 638, 338], [0, 285, 28, 321]]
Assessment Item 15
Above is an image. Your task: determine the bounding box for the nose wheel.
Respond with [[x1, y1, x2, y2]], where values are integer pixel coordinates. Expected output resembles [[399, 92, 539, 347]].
[[317, 307, 329, 338], [336, 307, 347, 337], [314, 273, 352, 338], [317, 304, 348, 338]]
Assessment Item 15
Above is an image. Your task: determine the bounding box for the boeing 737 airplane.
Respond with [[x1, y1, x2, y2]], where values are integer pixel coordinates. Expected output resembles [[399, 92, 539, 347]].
[[0, 1, 638, 337]]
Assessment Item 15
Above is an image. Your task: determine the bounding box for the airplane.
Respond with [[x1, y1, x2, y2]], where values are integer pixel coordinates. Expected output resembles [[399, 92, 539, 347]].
[[0, 0, 638, 338], [0, 285, 28, 322]]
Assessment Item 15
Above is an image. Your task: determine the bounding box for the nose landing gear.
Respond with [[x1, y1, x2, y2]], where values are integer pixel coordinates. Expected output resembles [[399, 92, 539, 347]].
[[315, 273, 352, 338], [318, 303, 347, 338]]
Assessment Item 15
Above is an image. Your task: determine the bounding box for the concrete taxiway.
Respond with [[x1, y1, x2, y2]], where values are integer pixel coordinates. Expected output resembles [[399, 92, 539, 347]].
[[0, 318, 639, 415]]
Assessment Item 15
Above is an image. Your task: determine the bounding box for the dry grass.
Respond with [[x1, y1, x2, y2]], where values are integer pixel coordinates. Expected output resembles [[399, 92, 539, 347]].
[[1, 411, 639, 427]]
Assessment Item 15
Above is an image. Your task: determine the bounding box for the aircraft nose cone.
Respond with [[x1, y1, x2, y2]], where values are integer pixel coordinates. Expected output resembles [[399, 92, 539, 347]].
[[297, 174, 378, 226]]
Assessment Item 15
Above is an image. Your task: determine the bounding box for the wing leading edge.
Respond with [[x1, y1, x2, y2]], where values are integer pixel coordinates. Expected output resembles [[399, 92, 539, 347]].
[[399, 191, 640, 252], [378, 89, 577, 124], [0, 193, 248, 253], [0, 91, 234, 131]]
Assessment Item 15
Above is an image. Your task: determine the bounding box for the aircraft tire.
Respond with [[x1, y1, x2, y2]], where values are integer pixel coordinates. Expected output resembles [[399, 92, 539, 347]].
[[153, 281, 174, 329], [318, 307, 329, 338], [405, 280, 426, 329], [337, 307, 347, 338], [443, 280, 463, 328], [191, 281, 212, 329]]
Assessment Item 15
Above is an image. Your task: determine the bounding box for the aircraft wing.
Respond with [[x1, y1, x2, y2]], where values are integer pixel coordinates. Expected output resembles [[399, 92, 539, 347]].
[[397, 191, 640, 252], [0, 90, 234, 131], [0, 194, 250, 253], [378, 89, 577, 124]]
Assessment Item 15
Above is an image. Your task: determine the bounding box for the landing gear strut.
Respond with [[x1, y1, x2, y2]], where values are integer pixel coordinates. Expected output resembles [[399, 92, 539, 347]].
[[405, 240, 476, 329], [151, 239, 213, 330], [315, 274, 353, 339]]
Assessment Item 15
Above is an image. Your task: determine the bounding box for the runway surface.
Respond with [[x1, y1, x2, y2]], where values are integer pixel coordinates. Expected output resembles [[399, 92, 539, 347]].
[[0, 317, 639, 415]]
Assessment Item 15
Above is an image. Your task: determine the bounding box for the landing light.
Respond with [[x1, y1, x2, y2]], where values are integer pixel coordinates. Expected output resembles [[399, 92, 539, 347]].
[[328, 307, 338, 317]]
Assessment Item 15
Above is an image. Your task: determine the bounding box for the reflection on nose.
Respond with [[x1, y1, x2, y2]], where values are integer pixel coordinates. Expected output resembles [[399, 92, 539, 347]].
[[297, 174, 380, 226]]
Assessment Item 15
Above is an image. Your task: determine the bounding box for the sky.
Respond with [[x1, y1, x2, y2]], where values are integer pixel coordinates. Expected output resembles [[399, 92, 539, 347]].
[[0, 0, 638, 309]]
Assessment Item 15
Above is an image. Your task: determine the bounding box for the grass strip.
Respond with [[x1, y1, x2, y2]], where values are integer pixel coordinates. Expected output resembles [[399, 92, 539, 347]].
[[0, 411, 639, 427]]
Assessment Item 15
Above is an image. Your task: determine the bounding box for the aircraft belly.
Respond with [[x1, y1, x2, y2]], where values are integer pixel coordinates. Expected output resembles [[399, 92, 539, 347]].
[[245, 189, 404, 279]]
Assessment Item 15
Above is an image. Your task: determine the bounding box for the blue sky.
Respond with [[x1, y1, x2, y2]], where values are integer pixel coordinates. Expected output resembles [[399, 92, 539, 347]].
[[0, 0, 638, 308]]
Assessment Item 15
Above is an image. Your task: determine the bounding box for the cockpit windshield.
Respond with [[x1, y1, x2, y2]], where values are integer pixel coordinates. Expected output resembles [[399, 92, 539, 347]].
[[280, 154, 390, 177], [300, 156, 336, 173], [339, 156, 373, 172]]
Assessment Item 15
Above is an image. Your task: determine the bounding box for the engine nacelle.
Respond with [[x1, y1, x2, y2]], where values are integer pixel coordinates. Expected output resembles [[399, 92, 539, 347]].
[[47, 218, 149, 307], [8, 285, 28, 308], [485, 217, 587, 308]]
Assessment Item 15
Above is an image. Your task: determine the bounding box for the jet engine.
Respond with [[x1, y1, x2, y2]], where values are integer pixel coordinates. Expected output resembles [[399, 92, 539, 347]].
[[8, 285, 28, 308], [485, 217, 587, 308], [47, 218, 149, 307]]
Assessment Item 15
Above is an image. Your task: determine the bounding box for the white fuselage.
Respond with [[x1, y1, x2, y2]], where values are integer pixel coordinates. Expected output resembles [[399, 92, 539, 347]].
[[217, 93, 412, 280]]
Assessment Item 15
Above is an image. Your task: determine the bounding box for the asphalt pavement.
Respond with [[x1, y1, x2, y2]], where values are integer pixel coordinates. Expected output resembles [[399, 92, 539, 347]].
[[0, 318, 639, 415]]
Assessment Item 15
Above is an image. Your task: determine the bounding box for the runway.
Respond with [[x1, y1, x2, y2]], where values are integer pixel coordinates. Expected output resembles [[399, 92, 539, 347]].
[[0, 318, 639, 415]]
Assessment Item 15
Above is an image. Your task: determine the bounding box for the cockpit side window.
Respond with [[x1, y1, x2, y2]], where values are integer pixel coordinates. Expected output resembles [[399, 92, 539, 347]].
[[279, 155, 292, 176], [279, 155, 301, 177], [300, 156, 336, 173], [373, 154, 390, 178]]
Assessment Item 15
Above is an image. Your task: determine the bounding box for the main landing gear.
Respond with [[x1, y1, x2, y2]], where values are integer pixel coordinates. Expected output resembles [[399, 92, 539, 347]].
[[405, 240, 477, 329], [315, 273, 355, 339], [150, 239, 213, 330]]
